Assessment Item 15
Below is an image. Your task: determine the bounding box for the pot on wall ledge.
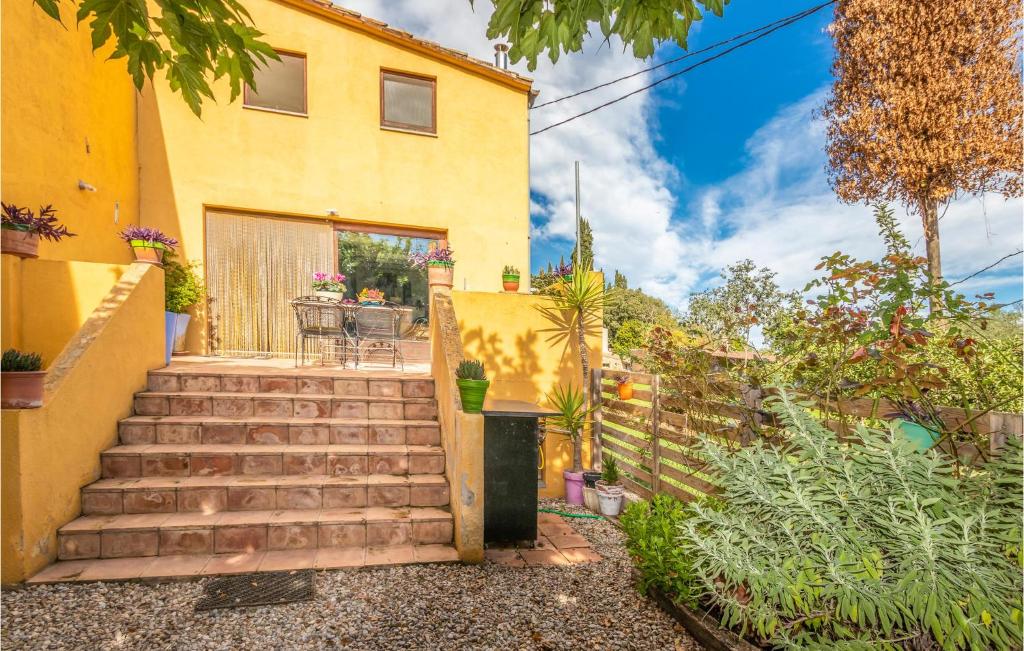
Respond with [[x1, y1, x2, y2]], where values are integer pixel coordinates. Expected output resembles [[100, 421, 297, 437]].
[[502, 274, 520, 292], [1, 370, 46, 408], [617, 380, 634, 401], [427, 263, 454, 289], [1, 228, 40, 259], [456, 378, 489, 413], [131, 241, 165, 265]]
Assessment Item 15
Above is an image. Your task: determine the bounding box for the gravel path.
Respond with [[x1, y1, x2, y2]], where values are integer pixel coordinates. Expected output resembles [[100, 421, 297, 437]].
[[2, 501, 699, 650]]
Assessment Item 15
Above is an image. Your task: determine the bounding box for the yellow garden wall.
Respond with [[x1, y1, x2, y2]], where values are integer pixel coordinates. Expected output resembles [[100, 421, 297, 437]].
[[1, 257, 131, 366], [452, 289, 603, 498], [137, 0, 532, 354], [0, 0, 139, 264], [1, 263, 165, 583]]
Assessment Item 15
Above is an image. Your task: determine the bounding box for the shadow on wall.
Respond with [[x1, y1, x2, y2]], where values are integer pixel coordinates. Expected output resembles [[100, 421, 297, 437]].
[[460, 326, 543, 402], [137, 88, 190, 348]]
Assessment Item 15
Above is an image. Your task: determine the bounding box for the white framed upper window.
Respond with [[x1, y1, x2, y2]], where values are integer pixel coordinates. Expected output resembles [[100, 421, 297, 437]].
[[244, 51, 307, 116], [380, 70, 436, 135]]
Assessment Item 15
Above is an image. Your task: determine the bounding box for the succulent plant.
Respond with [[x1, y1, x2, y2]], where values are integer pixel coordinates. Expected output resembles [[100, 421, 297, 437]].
[[1, 349, 43, 372], [455, 359, 486, 381]]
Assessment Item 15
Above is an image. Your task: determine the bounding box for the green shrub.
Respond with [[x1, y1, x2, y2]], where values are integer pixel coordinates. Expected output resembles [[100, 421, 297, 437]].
[[164, 255, 205, 314], [1, 349, 43, 372], [455, 359, 486, 381], [621, 493, 703, 608], [680, 390, 1024, 649]]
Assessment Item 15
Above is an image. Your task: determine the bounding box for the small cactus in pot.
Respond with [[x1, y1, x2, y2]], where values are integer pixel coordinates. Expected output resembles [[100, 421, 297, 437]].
[[455, 359, 489, 413]]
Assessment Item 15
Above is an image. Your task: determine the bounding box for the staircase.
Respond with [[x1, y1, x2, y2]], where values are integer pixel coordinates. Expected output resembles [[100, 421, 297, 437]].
[[53, 366, 457, 577]]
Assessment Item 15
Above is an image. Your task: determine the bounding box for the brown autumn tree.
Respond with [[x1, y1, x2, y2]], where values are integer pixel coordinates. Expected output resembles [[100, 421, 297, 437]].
[[823, 0, 1022, 300]]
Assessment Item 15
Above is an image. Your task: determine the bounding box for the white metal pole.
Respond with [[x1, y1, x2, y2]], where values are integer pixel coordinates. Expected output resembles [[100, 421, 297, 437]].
[[574, 160, 581, 270]]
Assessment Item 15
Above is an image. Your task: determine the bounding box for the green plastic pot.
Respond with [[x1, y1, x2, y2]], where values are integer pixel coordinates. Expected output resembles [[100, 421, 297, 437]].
[[895, 419, 941, 452], [456, 378, 490, 413]]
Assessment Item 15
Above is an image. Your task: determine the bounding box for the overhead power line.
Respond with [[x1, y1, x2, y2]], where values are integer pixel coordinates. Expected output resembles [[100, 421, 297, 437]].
[[531, 0, 837, 111], [529, 0, 837, 136], [948, 249, 1023, 287]]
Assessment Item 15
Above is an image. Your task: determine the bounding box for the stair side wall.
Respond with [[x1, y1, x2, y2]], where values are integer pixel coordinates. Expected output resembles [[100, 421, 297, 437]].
[[2, 262, 165, 583]]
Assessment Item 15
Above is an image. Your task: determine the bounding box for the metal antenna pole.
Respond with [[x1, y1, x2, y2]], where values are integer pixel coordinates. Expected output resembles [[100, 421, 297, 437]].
[[574, 161, 581, 270]]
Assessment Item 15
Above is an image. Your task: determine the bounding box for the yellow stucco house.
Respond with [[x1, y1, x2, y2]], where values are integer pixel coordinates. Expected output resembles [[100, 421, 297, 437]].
[[1, 0, 600, 583]]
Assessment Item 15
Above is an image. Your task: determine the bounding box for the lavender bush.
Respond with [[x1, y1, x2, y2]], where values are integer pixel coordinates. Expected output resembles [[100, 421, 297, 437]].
[[1, 203, 76, 241]]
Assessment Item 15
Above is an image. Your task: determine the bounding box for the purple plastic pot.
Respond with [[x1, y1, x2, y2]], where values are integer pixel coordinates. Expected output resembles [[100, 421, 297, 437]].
[[563, 470, 585, 505]]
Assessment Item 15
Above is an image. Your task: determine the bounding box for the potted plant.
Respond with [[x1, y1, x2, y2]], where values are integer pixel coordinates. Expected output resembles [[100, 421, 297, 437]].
[[595, 456, 625, 516], [547, 383, 596, 505], [615, 374, 634, 401], [119, 226, 177, 264], [1, 203, 76, 258], [165, 254, 205, 360], [1, 349, 45, 408], [312, 272, 346, 301], [554, 260, 573, 283], [358, 287, 385, 305], [502, 265, 520, 292], [455, 359, 489, 413], [411, 245, 455, 288]]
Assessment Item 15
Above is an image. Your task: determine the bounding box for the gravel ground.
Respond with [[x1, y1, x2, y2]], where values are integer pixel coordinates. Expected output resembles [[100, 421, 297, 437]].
[[1, 500, 698, 650]]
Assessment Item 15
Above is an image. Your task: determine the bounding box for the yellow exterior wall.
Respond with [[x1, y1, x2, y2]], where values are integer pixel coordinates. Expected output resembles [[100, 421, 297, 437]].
[[138, 0, 531, 353], [1, 263, 165, 583], [452, 289, 603, 498], [0, 0, 139, 264], [1, 258, 131, 366]]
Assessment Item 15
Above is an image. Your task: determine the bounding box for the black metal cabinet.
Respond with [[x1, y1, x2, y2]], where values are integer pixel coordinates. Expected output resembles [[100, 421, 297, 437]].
[[481, 399, 557, 545]]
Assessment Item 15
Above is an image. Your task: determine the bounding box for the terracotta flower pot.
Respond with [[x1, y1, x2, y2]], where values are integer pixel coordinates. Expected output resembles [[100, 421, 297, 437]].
[[502, 275, 520, 292], [1, 371, 46, 408], [617, 381, 634, 401], [427, 263, 454, 288], [1, 228, 40, 258], [131, 241, 165, 265]]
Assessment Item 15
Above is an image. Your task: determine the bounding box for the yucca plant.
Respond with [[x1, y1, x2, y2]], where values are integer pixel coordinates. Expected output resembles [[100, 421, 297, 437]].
[[547, 383, 596, 473], [600, 455, 620, 484], [543, 272, 615, 404], [1, 349, 43, 372], [679, 389, 1024, 649]]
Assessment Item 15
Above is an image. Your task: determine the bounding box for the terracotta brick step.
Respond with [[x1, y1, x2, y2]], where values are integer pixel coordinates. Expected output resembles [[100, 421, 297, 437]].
[[101, 444, 446, 478], [133, 391, 438, 420], [148, 372, 434, 398], [119, 415, 441, 446], [81, 474, 451, 514], [31, 544, 460, 584], [57, 506, 454, 560]]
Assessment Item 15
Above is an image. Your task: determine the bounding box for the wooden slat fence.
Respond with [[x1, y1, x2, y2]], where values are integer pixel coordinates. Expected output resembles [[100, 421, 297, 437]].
[[591, 360, 1024, 503]]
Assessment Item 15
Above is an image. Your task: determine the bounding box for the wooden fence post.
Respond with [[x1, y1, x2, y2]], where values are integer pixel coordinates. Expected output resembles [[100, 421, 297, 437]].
[[591, 367, 603, 470], [650, 373, 662, 495]]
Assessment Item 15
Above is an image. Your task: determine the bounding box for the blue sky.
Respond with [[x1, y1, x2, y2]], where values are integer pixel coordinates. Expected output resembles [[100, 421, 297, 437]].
[[346, 1, 1023, 309]]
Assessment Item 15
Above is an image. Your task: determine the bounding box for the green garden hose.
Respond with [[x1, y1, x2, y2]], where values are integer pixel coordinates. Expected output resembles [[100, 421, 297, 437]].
[[538, 507, 604, 519]]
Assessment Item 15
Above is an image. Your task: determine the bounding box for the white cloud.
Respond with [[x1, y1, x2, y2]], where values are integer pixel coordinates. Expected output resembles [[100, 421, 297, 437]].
[[682, 88, 1024, 304]]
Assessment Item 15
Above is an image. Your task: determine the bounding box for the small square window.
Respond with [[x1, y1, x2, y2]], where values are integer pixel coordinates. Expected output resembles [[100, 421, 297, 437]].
[[244, 52, 307, 115], [381, 71, 436, 134]]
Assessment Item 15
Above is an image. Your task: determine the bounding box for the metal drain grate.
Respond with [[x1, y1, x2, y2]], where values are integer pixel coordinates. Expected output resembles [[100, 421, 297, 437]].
[[195, 570, 316, 612]]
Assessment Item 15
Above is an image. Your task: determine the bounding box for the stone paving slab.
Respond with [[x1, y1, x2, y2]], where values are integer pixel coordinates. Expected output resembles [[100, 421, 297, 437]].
[[484, 514, 602, 567]]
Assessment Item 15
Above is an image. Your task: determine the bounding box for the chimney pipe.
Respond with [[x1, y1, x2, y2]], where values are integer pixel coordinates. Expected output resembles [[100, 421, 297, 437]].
[[493, 43, 509, 70]]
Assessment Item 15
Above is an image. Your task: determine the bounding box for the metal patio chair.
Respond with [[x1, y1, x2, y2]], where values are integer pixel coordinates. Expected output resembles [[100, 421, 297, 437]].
[[349, 302, 404, 369], [290, 296, 350, 367]]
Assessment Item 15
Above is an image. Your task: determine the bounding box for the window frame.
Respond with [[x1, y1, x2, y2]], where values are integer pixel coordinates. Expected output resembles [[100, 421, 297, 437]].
[[379, 69, 437, 136], [243, 49, 308, 117]]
